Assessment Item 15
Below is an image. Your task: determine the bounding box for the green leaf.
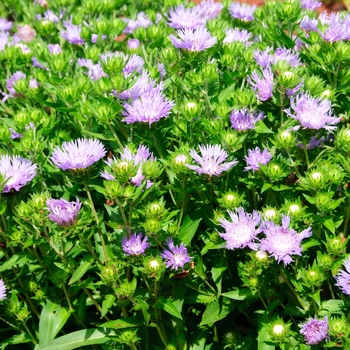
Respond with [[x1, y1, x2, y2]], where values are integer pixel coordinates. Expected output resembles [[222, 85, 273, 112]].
[[178, 215, 202, 246], [221, 288, 254, 301], [322, 218, 336, 234], [38, 328, 117, 350], [0, 252, 34, 272], [218, 84, 236, 103], [68, 255, 93, 285], [319, 300, 344, 315], [211, 256, 227, 295], [155, 296, 183, 320], [39, 300, 71, 347], [255, 120, 274, 134], [199, 298, 236, 326], [189, 327, 209, 350], [100, 316, 144, 329], [302, 238, 320, 251], [261, 183, 272, 194], [101, 295, 116, 318]]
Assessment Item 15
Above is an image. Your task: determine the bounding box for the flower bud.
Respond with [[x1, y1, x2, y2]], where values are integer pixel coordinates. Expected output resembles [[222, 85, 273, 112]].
[[329, 317, 348, 338], [123, 185, 135, 199], [223, 331, 237, 348], [0, 126, 11, 141], [145, 201, 166, 218], [99, 260, 124, 285], [142, 256, 165, 280], [269, 319, 290, 342], [118, 329, 140, 346], [317, 253, 333, 270], [255, 250, 268, 262], [326, 235, 347, 255], [14, 111, 30, 128], [218, 191, 242, 209], [142, 218, 162, 234], [263, 207, 279, 221], [248, 277, 259, 289], [16, 308, 31, 322], [335, 128, 350, 152], [160, 47, 178, 65], [142, 160, 162, 179], [84, 46, 101, 62], [104, 180, 123, 199], [275, 129, 296, 149]]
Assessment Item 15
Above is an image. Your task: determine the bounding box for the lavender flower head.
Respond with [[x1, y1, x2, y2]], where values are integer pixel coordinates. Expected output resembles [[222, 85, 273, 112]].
[[46, 198, 81, 228], [245, 147, 272, 172], [335, 256, 350, 295], [169, 26, 217, 52], [61, 21, 85, 44], [0, 18, 13, 32], [0, 32, 9, 51], [91, 34, 107, 44], [285, 93, 340, 131], [161, 238, 191, 270], [300, 0, 322, 10], [0, 155, 37, 193], [271, 48, 301, 67], [260, 216, 312, 265], [300, 316, 328, 345], [186, 144, 237, 177], [247, 67, 274, 101], [127, 38, 140, 50], [122, 90, 174, 125], [122, 233, 150, 256], [29, 79, 39, 89], [6, 71, 26, 95], [0, 279, 6, 300], [48, 44, 62, 55], [219, 208, 262, 250], [230, 108, 265, 131], [10, 128, 23, 139], [123, 54, 144, 77], [77, 58, 108, 81], [254, 48, 272, 68], [223, 28, 252, 45], [300, 15, 319, 32], [229, 2, 257, 21], [36, 10, 59, 23], [123, 12, 152, 34], [51, 138, 106, 171]]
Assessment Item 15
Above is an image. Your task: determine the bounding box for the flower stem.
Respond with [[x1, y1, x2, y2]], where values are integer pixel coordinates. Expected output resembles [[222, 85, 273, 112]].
[[343, 200, 350, 237], [303, 137, 310, 169]]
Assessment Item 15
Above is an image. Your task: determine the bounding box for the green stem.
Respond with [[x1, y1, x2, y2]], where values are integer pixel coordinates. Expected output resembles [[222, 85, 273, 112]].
[[109, 124, 124, 149], [281, 271, 307, 310], [22, 321, 38, 345], [343, 200, 350, 237], [82, 287, 111, 322], [258, 288, 268, 309], [303, 137, 310, 169]]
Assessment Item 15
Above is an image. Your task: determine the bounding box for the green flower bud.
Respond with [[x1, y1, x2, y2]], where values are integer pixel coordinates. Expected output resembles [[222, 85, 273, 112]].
[[335, 128, 350, 152], [142, 218, 162, 234], [263, 207, 279, 221], [329, 316, 348, 338], [255, 250, 268, 262], [160, 47, 178, 66], [220, 54, 235, 66], [111, 160, 136, 182], [326, 235, 347, 255], [183, 101, 200, 119], [104, 180, 123, 199], [320, 89, 333, 100], [261, 161, 287, 182], [174, 154, 188, 166], [317, 252, 333, 270], [142, 256, 165, 280], [100, 55, 124, 75], [99, 261, 124, 285], [118, 279, 137, 297], [0, 126, 11, 141], [145, 201, 166, 218], [218, 191, 242, 209], [16, 307, 31, 322], [269, 319, 290, 342], [94, 78, 112, 93], [304, 266, 325, 287], [248, 277, 259, 289], [51, 54, 69, 72], [123, 185, 135, 199], [222, 331, 237, 349], [275, 129, 296, 149], [35, 288, 46, 300], [84, 46, 101, 62], [309, 171, 325, 187], [13, 78, 27, 94], [111, 74, 124, 91], [142, 160, 163, 179], [117, 329, 140, 346]]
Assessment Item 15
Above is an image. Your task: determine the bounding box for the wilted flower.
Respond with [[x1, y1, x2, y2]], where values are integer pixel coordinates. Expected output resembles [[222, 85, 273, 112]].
[[223, 28, 252, 45], [335, 256, 350, 295], [46, 198, 81, 227], [300, 0, 322, 10], [9, 128, 23, 139], [0, 18, 12, 32], [300, 316, 329, 345], [229, 2, 257, 21], [122, 90, 174, 125], [123, 12, 152, 34], [48, 44, 62, 54], [161, 238, 191, 270], [186, 144, 237, 177], [247, 67, 274, 101], [169, 26, 217, 52], [260, 216, 312, 265], [0, 279, 6, 300], [122, 233, 150, 256], [61, 21, 84, 44], [15, 25, 36, 42], [218, 208, 262, 250], [0, 155, 37, 193], [77, 58, 108, 81], [230, 108, 265, 131], [245, 147, 272, 172], [285, 93, 340, 131], [51, 138, 106, 171]]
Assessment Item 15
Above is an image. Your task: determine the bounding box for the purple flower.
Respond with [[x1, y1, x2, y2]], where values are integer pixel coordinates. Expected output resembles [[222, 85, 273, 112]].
[[196, 0, 223, 20], [335, 256, 350, 295], [247, 67, 274, 101], [297, 136, 326, 150], [186, 144, 237, 177], [61, 21, 84, 44], [300, 15, 319, 32], [254, 48, 272, 68], [260, 216, 312, 265], [219, 208, 261, 250], [29, 79, 39, 89], [223, 28, 252, 45], [122, 233, 150, 256], [77, 58, 108, 81], [285, 93, 340, 131], [0, 32, 9, 51], [48, 44, 62, 54], [245, 147, 272, 172], [46, 198, 81, 227], [51, 138, 106, 171], [0, 18, 12, 32], [229, 2, 257, 21], [36, 10, 59, 23], [6, 71, 26, 95], [286, 80, 303, 97], [91, 34, 107, 44], [123, 12, 152, 34], [158, 63, 166, 78], [300, 316, 328, 345], [9, 128, 23, 139], [0, 155, 37, 193], [0, 279, 6, 300], [123, 54, 144, 77], [169, 26, 217, 52], [230, 108, 265, 131], [127, 38, 140, 49], [32, 57, 47, 70], [300, 0, 322, 10], [122, 90, 174, 125], [271, 48, 301, 67], [161, 238, 191, 270]]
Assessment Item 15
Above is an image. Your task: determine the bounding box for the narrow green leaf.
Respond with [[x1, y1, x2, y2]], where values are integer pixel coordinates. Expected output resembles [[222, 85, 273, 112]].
[[178, 216, 202, 246], [221, 288, 254, 301], [100, 316, 144, 329], [39, 300, 71, 347], [261, 183, 272, 194], [0, 252, 34, 272], [218, 84, 236, 103], [155, 296, 183, 320], [101, 295, 116, 318], [255, 120, 274, 134], [68, 255, 93, 285]]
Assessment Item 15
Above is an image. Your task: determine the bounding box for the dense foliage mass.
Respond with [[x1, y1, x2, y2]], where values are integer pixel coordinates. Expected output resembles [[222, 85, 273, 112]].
[[1, 0, 350, 348]]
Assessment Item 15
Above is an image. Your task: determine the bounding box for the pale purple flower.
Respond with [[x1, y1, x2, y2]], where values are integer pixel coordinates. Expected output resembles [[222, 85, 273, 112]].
[[91, 34, 107, 44], [51, 138, 106, 171], [122, 233, 150, 256], [46, 198, 81, 227], [9, 128, 22, 139], [297, 136, 326, 150], [335, 256, 350, 295], [122, 90, 174, 125], [186, 144, 237, 177], [127, 38, 140, 49], [247, 67, 274, 101], [48, 44, 62, 54], [285, 93, 340, 131], [300, 316, 328, 345], [6, 71, 26, 95], [230, 108, 265, 131], [318, 13, 350, 42], [61, 21, 84, 44], [29, 79, 39, 89], [260, 216, 312, 265], [223, 28, 252, 45], [170, 26, 217, 52], [286, 80, 303, 97], [245, 147, 272, 172], [158, 63, 166, 78], [219, 208, 261, 250], [229, 2, 257, 21], [254, 48, 272, 68], [196, 0, 223, 20], [301, 0, 322, 10], [0, 32, 9, 51], [123, 54, 144, 77], [161, 238, 191, 270], [0, 155, 37, 193], [271, 48, 301, 67], [77, 58, 108, 81], [36, 10, 59, 23], [300, 15, 319, 32], [32, 57, 47, 70], [0, 18, 12, 32], [123, 12, 152, 34], [0, 279, 6, 300]]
